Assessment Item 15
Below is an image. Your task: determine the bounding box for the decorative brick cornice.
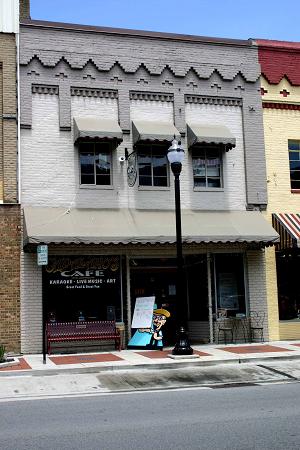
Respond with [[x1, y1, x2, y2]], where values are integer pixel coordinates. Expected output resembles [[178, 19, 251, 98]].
[[129, 91, 174, 102], [32, 84, 59, 95], [20, 51, 260, 83], [262, 102, 300, 110], [185, 95, 242, 106], [70, 87, 118, 99]]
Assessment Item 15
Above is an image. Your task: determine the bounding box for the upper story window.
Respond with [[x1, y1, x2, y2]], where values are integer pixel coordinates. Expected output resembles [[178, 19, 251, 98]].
[[137, 144, 169, 187], [288, 140, 300, 190], [192, 146, 222, 188], [79, 142, 112, 186]]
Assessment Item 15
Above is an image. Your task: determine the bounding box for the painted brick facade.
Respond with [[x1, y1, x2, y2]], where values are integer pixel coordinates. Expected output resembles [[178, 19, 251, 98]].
[[19, 21, 273, 352], [20, 21, 267, 209], [257, 39, 300, 340]]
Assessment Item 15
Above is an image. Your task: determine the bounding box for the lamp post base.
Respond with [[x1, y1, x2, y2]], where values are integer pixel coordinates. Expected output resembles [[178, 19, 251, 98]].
[[172, 326, 193, 355]]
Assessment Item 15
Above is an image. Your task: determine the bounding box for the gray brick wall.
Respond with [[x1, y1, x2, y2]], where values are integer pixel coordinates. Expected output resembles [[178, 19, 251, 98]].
[[20, 23, 267, 208]]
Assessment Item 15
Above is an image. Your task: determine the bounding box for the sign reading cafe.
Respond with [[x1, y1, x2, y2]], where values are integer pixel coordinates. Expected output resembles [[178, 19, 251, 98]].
[[45, 256, 120, 290]]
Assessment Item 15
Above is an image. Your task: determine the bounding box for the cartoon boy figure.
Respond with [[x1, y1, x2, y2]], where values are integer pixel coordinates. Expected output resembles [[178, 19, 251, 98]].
[[128, 308, 170, 350]]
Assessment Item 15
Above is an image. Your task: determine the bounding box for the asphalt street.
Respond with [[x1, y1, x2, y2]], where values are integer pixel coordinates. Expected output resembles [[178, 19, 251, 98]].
[[0, 383, 300, 450]]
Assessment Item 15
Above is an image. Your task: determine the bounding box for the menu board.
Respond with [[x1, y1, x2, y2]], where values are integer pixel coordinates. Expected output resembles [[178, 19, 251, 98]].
[[131, 296, 155, 329]]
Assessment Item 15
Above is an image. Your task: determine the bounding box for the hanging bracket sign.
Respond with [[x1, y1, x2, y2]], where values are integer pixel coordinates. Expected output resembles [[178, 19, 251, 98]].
[[127, 151, 137, 187], [37, 245, 48, 266]]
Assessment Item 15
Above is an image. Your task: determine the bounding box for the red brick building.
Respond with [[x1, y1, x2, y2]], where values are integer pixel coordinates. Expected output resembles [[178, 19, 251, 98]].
[[0, 0, 30, 352]]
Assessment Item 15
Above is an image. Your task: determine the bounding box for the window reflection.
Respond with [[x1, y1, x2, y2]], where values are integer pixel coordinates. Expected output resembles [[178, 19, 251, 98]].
[[80, 143, 111, 186], [192, 146, 222, 188], [137, 144, 169, 187]]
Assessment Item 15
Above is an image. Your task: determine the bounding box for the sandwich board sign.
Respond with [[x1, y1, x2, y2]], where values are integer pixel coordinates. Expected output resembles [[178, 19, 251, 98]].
[[37, 245, 48, 266], [131, 296, 155, 329]]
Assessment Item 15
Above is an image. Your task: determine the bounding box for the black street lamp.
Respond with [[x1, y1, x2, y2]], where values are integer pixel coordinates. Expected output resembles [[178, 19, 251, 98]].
[[167, 139, 193, 356]]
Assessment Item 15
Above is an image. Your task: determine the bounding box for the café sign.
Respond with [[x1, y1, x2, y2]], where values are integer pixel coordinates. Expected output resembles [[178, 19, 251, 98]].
[[45, 256, 120, 290]]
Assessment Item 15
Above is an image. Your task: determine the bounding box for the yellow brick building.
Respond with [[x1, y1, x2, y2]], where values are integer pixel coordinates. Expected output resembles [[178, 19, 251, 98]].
[[258, 40, 300, 340]]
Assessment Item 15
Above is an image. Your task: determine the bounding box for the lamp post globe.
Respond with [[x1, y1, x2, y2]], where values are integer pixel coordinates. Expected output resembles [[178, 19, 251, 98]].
[[167, 139, 193, 356]]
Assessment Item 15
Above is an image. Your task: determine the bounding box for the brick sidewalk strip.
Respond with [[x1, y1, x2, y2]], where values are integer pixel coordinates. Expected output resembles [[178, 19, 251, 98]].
[[221, 345, 293, 354], [136, 349, 211, 359], [49, 353, 124, 365], [0, 358, 32, 371]]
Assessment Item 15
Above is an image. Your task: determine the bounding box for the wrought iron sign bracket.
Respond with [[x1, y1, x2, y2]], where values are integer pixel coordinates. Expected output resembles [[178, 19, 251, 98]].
[[125, 148, 137, 187]]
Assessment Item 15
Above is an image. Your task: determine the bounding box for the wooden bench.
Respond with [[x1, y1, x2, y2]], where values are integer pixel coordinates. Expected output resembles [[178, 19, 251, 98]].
[[46, 321, 121, 354]]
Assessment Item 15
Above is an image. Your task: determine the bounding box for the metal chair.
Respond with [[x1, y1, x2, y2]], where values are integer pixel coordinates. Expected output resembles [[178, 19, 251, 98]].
[[215, 318, 234, 344], [249, 311, 265, 342]]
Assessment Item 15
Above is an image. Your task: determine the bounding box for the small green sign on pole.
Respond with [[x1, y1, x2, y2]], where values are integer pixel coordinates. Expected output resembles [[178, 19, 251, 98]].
[[37, 245, 48, 266]]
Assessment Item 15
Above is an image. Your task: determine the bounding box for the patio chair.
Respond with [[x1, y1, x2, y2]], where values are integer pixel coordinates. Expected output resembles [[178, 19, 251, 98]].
[[249, 311, 265, 342], [215, 318, 234, 344]]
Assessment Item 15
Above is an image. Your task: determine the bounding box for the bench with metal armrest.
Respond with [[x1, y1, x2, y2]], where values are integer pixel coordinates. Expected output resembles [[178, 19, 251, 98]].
[[46, 320, 121, 354]]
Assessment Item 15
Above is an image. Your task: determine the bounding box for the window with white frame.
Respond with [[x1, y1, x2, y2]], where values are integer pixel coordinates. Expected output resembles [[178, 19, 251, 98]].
[[79, 142, 112, 186], [288, 140, 300, 190], [192, 146, 222, 188], [137, 144, 169, 187]]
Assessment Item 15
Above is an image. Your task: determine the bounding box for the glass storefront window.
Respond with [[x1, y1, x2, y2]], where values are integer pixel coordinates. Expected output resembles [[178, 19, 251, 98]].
[[214, 253, 246, 317], [186, 255, 208, 320], [277, 252, 300, 320], [44, 256, 122, 322]]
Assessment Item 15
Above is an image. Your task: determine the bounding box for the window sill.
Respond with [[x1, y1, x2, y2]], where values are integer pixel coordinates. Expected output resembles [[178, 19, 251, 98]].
[[291, 189, 300, 194], [138, 186, 170, 191], [80, 184, 114, 190], [193, 187, 224, 192]]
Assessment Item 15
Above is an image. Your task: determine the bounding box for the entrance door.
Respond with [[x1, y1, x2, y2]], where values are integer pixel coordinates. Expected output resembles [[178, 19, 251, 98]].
[[130, 263, 178, 346]]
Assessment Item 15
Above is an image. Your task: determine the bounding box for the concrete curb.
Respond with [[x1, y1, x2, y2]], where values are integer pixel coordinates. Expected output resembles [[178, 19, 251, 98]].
[[1, 353, 300, 377]]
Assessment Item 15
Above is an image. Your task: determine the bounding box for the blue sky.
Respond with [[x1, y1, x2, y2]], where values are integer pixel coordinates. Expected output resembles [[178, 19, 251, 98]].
[[30, 0, 300, 42]]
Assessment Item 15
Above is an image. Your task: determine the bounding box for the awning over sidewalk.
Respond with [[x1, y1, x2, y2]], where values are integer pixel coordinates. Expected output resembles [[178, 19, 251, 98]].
[[272, 213, 300, 249], [186, 123, 236, 149], [73, 117, 123, 143], [23, 207, 279, 247], [132, 120, 180, 145]]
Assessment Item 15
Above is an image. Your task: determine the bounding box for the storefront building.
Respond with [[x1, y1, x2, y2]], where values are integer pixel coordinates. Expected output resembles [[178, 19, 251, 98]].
[[19, 20, 277, 353], [257, 39, 300, 340]]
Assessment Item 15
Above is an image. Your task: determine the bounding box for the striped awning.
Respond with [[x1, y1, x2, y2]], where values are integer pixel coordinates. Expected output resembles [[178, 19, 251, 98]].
[[272, 213, 300, 249]]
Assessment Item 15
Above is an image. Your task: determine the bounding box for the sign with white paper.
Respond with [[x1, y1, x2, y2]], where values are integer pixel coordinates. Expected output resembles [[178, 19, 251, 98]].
[[37, 245, 48, 266], [131, 296, 155, 329]]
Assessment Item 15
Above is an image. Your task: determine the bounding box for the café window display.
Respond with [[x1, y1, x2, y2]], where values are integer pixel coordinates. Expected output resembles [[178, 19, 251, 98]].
[[44, 256, 122, 323], [214, 253, 246, 317]]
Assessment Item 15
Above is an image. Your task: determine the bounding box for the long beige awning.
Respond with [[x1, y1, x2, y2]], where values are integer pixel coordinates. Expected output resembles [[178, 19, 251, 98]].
[[73, 117, 123, 143], [23, 207, 279, 247], [187, 123, 236, 149], [132, 120, 180, 144]]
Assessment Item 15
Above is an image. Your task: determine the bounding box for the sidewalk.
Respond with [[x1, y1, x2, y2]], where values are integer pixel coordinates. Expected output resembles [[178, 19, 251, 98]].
[[1, 340, 300, 375]]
